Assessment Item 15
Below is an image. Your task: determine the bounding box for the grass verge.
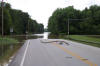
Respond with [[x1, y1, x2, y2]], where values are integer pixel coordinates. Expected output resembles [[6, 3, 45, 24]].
[[65, 35, 100, 48], [0, 37, 19, 45]]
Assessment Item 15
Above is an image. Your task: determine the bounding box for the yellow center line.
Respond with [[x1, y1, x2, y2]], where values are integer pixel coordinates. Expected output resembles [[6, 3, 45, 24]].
[[52, 42, 97, 66]]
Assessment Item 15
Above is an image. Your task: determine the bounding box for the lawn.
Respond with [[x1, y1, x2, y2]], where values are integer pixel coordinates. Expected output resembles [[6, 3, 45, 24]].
[[66, 35, 100, 47]]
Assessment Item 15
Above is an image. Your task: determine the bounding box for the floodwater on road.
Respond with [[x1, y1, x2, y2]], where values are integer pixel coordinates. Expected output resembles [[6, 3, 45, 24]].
[[0, 32, 50, 66], [0, 36, 26, 66], [34, 32, 50, 39], [0, 32, 60, 66], [34, 32, 64, 39], [0, 43, 22, 66]]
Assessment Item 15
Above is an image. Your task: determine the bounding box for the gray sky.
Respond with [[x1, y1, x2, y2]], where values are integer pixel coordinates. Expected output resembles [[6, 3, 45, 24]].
[[3, 0, 100, 28]]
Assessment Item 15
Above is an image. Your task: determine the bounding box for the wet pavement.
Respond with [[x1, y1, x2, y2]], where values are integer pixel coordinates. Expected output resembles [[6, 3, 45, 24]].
[[9, 39, 100, 66]]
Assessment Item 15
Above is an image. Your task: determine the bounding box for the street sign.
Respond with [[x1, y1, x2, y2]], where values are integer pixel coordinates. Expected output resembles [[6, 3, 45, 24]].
[[0, 2, 1, 7], [0, 2, 6, 7], [10, 27, 13, 33]]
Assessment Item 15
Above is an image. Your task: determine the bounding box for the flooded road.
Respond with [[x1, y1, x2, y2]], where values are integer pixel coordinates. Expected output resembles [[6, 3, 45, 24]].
[[34, 32, 50, 39], [3, 33, 100, 66], [0, 32, 50, 66], [0, 43, 22, 66], [0, 36, 26, 66]]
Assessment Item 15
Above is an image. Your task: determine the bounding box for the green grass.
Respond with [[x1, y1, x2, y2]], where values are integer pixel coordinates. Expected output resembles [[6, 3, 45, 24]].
[[0, 43, 22, 65], [65, 35, 100, 47], [0, 36, 21, 65], [0, 37, 18, 45], [69, 35, 100, 43]]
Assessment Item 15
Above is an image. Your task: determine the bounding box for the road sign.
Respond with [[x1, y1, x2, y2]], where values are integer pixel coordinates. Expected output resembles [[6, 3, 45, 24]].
[[0, 2, 1, 7], [0, 2, 6, 7], [10, 27, 13, 33]]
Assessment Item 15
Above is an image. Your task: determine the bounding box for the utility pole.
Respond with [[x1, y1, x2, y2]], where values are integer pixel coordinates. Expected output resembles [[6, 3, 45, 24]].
[[68, 18, 69, 38], [67, 18, 87, 39], [27, 19, 29, 39], [1, 0, 4, 36], [25, 19, 29, 40], [1, 0, 4, 57]]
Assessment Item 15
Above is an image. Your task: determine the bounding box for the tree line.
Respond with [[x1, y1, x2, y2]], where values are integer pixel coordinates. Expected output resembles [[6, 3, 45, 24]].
[[48, 5, 100, 35], [0, 3, 44, 35]]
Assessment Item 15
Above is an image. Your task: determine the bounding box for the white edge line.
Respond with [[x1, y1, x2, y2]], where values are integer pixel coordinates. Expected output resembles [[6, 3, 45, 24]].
[[20, 40, 30, 66]]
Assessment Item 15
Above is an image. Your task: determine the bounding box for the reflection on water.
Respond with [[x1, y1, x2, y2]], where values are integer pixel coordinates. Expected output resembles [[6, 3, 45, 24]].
[[0, 33, 49, 66], [0, 43, 22, 66], [34, 32, 65, 39], [43, 32, 50, 39], [0, 35, 27, 66], [0, 32, 58, 66], [34, 32, 50, 39]]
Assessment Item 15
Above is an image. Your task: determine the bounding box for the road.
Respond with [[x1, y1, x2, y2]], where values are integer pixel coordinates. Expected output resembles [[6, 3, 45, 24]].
[[9, 39, 100, 66]]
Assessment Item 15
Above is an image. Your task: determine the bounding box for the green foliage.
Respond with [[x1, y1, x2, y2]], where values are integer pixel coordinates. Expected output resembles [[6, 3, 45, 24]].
[[0, 2, 44, 35], [28, 19, 44, 33], [0, 37, 18, 45], [48, 5, 100, 35]]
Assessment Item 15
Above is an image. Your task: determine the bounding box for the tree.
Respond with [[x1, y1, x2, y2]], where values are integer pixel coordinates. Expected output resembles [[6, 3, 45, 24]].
[[0, 2, 44, 35], [48, 5, 100, 35]]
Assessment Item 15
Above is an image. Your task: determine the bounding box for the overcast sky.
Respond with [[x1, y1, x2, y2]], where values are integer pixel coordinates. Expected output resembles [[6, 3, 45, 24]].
[[3, 0, 100, 28]]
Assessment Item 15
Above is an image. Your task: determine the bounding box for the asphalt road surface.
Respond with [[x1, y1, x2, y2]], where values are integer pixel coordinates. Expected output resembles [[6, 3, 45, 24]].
[[9, 39, 100, 66]]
